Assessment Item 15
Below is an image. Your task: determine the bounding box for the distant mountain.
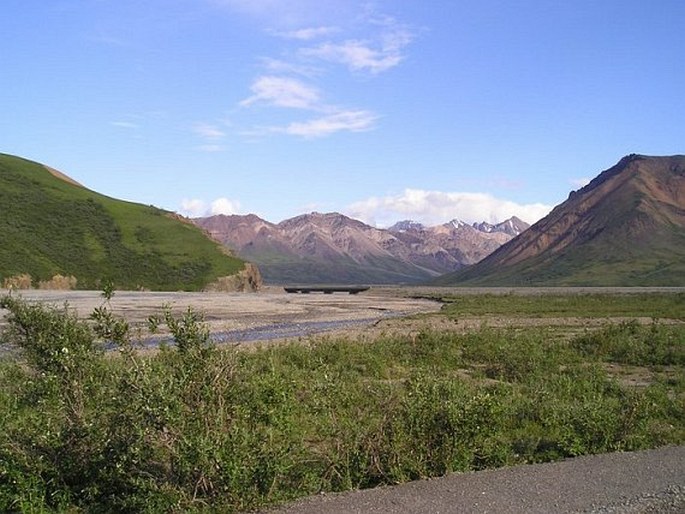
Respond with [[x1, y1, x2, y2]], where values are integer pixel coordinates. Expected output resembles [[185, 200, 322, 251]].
[[388, 220, 425, 233], [0, 153, 253, 291], [194, 212, 528, 284], [434, 154, 685, 286], [472, 216, 529, 237]]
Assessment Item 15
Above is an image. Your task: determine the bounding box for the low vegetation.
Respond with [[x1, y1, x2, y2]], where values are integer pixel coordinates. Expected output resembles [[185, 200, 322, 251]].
[[0, 291, 683, 512], [437, 291, 685, 320], [0, 153, 245, 290]]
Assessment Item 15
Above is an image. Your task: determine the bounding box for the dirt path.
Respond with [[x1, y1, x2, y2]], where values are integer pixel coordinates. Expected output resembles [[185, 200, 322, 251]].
[[264, 446, 685, 513]]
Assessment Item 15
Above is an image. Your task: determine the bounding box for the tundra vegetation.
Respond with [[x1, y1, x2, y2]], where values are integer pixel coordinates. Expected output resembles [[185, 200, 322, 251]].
[[0, 154, 245, 291], [0, 291, 683, 512]]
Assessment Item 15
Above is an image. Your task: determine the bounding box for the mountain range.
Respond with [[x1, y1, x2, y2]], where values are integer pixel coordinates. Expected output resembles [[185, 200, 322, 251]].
[[193, 213, 528, 284], [3, 152, 682, 289], [435, 154, 685, 286]]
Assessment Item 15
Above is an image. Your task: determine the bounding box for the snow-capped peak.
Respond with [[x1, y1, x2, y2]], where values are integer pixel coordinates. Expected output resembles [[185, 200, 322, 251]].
[[448, 219, 468, 229], [388, 220, 425, 232]]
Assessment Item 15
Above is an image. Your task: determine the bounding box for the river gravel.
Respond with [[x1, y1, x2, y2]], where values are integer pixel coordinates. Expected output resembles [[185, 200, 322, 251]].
[[0, 288, 441, 349]]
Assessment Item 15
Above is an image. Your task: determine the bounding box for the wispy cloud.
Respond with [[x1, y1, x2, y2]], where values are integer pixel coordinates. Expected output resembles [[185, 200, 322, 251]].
[[192, 122, 228, 152], [218, 1, 416, 139], [259, 57, 321, 77], [346, 189, 553, 228], [300, 17, 413, 73], [239, 75, 379, 137], [193, 122, 226, 139], [280, 110, 378, 138], [301, 40, 401, 73], [240, 76, 322, 109], [274, 26, 339, 41]]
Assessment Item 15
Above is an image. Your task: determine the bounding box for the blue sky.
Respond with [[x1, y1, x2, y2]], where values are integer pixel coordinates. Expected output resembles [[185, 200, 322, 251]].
[[2, 0, 684, 227]]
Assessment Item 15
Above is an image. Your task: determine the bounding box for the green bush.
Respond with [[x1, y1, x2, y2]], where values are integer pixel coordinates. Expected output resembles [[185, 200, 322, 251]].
[[571, 320, 685, 366]]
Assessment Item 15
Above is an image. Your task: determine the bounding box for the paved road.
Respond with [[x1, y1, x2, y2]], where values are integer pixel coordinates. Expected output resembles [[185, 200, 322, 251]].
[[265, 446, 685, 513]]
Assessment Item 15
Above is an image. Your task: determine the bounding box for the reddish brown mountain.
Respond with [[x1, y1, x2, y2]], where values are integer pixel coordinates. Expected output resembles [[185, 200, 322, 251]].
[[435, 154, 685, 286], [194, 212, 527, 284]]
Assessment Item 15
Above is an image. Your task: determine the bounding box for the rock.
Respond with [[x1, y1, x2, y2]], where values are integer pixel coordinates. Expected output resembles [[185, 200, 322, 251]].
[[204, 262, 263, 292]]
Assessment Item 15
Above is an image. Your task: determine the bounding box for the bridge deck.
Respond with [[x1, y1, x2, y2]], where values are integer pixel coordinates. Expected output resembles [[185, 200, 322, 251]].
[[284, 286, 370, 295]]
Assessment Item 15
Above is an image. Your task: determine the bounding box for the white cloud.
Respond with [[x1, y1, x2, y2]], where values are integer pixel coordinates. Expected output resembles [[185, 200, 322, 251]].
[[180, 198, 208, 218], [281, 110, 377, 138], [219, 1, 415, 139], [260, 57, 320, 77], [179, 197, 242, 218], [300, 16, 413, 73], [240, 76, 321, 109], [275, 26, 339, 41], [210, 197, 241, 215], [346, 189, 553, 228], [301, 40, 397, 73]]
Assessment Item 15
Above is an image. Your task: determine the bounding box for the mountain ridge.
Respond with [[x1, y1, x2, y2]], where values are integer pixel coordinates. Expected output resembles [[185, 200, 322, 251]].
[[194, 211, 528, 284], [434, 154, 685, 286]]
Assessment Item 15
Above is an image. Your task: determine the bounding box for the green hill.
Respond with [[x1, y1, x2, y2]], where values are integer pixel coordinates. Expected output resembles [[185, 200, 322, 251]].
[[434, 154, 685, 286], [0, 153, 246, 291]]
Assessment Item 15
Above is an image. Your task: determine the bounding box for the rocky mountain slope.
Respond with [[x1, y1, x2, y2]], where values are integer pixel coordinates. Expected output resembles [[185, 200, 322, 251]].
[[194, 212, 527, 284], [0, 153, 254, 291], [434, 154, 685, 286]]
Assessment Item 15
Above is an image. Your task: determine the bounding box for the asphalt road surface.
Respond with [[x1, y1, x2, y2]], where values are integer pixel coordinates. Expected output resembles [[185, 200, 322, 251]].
[[265, 446, 685, 513]]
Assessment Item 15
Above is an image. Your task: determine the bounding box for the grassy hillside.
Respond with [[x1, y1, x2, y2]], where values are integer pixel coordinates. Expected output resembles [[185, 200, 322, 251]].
[[0, 154, 245, 290], [243, 252, 435, 285], [437, 211, 685, 287]]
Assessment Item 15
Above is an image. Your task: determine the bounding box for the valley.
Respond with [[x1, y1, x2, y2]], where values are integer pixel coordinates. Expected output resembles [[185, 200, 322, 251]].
[[1, 288, 439, 347], [5, 286, 683, 348]]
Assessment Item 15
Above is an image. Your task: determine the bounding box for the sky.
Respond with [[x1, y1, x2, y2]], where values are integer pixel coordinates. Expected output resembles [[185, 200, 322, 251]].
[[2, 0, 684, 227]]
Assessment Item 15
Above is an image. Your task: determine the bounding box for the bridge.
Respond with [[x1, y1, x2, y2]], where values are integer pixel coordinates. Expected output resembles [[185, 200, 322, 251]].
[[283, 286, 370, 295]]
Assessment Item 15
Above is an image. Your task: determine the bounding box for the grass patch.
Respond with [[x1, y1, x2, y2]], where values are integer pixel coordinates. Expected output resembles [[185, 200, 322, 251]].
[[438, 292, 685, 320], [0, 292, 683, 512]]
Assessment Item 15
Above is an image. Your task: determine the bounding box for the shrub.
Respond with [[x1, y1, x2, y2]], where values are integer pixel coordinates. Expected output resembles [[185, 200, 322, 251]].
[[37, 274, 78, 290], [2, 274, 32, 290], [571, 320, 685, 366]]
